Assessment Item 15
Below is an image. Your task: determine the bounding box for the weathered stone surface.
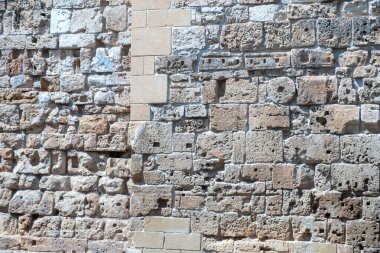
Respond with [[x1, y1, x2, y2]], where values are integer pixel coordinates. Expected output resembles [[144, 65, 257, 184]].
[[246, 131, 283, 163], [221, 23, 262, 51], [249, 104, 289, 130], [296, 76, 338, 105], [285, 134, 340, 164]]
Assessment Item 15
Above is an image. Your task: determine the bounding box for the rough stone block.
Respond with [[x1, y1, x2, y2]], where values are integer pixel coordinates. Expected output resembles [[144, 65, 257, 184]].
[[285, 134, 339, 164], [296, 76, 337, 105], [246, 131, 283, 163], [221, 23, 262, 52], [341, 135, 380, 163], [210, 104, 247, 131], [249, 104, 289, 130]]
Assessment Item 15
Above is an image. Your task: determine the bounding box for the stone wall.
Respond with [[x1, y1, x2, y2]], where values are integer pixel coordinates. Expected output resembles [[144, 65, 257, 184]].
[[0, 0, 380, 252]]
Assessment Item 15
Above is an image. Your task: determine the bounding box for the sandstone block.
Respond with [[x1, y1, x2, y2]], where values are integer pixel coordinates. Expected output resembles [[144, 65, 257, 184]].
[[317, 18, 351, 48], [297, 76, 337, 105], [9, 190, 42, 214], [256, 215, 292, 241], [135, 232, 164, 249], [266, 77, 296, 104], [164, 233, 201, 251], [291, 49, 334, 68], [310, 105, 360, 134], [131, 75, 168, 104], [131, 122, 173, 154], [331, 163, 379, 193], [246, 131, 283, 163], [346, 221, 379, 247], [196, 132, 232, 160], [341, 135, 380, 163], [221, 23, 262, 52], [145, 217, 190, 233], [172, 27, 206, 54], [104, 5, 127, 32], [285, 134, 339, 164], [132, 28, 171, 56], [210, 104, 247, 131], [249, 104, 289, 130], [99, 194, 129, 218]]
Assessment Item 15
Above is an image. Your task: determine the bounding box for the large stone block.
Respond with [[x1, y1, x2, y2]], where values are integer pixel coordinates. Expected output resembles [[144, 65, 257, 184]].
[[246, 131, 283, 163], [285, 134, 339, 164], [130, 186, 173, 216]]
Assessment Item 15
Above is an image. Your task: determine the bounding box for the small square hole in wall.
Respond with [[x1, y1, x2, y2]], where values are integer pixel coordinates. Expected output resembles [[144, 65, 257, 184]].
[[186, 143, 192, 148], [216, 79, 226, 99], [153, 142, 160, 147]]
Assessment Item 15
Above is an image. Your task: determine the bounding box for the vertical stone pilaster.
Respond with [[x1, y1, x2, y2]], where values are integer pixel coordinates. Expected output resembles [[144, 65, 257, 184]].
[[130, 0, 191, 121]]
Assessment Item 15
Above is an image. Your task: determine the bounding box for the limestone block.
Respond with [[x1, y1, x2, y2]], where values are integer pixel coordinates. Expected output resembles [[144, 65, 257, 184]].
[[210, 104, 247, 131], [75, 217, 104, 240], [196, 132, 232, 160], [272, 164, 314, 190], [0, 189, 12, 209], [54, 191, 86, 217], [341, 135, 380, 163], [70, 176, 98, 192], [359, 78, 380, 103], [287, 3, 336, 19], [249, 4, 286, 22], [346, 221, 379, 247], [220, 213, 254, 237], [296, 76, 338, 105], [59, 34, 96, 48], [265, 22, 291, 49], [363, 197, 380, 221], [132, 28, 171, 56], [0, 104, 20, 131], [190, 211, 220, 236], [331, 163, 379, 193], [291, 49, 334, 68], [132, 0, 171, 10], [98, 176, 125, 194], [50, 9, 71, 34], [245, 52, 290, 70], [104, 219, 130, 240], [14, 149, 51, 175], [39, 175, 70, 191], [156, 153, 192, 172], [99, 194, 129, 218], [246, 131, 283, 163], [131, 122, 173, 154], [135, 231, 164, 249], [317, 18, 351, 48], [0, 213, 17, 235], [249, 104, 289, 130], [104, 5, 127, 32], [256, 215, 292, 241], [339, 49, 368, 67], [145, 217, 190, 233], [130, 186, 173, 216], [285, 134, 339, 164], [292, 19, 315, 47], [9, 190, 42, 214], [221, 23, 262, 52], [131, 75, 168, 104], [203, 238, 234, 253], [219, 78, 258, 103], [147, 10, 191, 27], [309, 105, 360, 134], [353, 17, 380, 46], [266, 77, 296, 104], [172, 27, 206, 54], [164, 233, 201, 251], [60, 74, 86, 93], [283, 190, 313, 215], [70, 8, 103, 33], [31, 217, 61, 238], [312, 191, 342, 219]]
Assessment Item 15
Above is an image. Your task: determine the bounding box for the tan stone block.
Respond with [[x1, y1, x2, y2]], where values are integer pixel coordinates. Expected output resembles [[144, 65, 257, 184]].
[[132, 0, 171, 10], [131, 104, 151, 121], [144, 249, 180, 253], [147, 10, 191, 27], [309, 243, 337, 253], [132, 11, 147, 28], [132, 57, 144, 76], [135, 231, 164, 249], [131, 75, 168, 104], [145, 217, 190, 233], [144, 56, 156, 75], [164, 233, 201, 251], [132, 28, 171, 56]]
